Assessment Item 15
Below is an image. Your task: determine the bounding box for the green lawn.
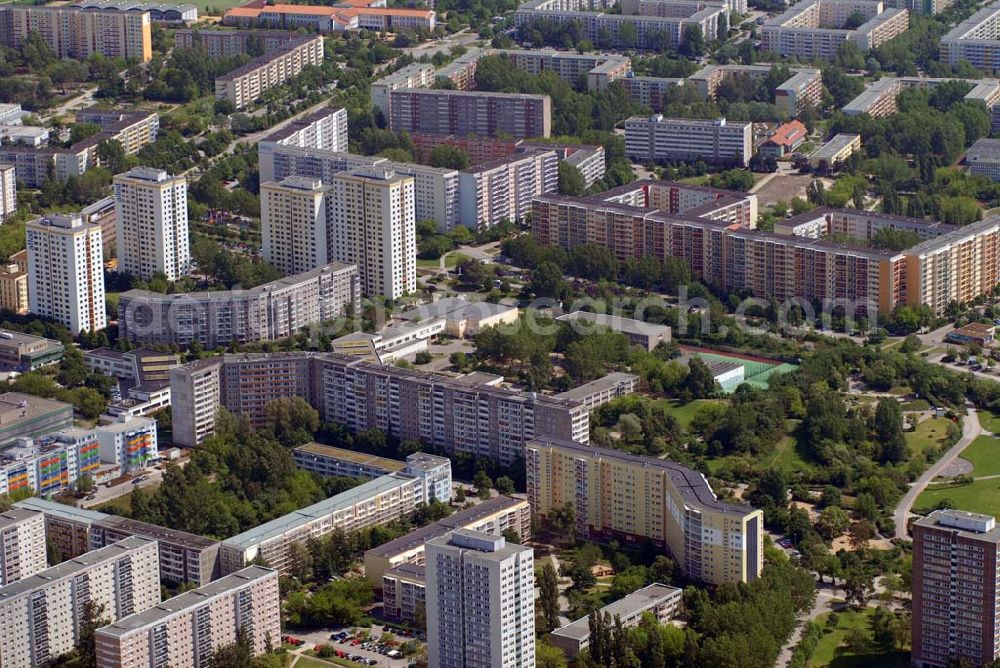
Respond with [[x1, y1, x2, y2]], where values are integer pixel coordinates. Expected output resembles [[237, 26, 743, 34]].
[[757, 429, 814, 473], [957, 435, 1000, 477], [654, 398, 725, 431], [905, 417, 949, 459], [980, 411, 1000, 434], [808, 609, 909, 668], [416, 252, 470, 269], [192, 0, 247, 12], [916, 478, 1000, 516]]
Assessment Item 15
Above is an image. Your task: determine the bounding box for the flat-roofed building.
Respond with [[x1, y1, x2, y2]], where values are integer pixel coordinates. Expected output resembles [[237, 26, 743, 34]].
[[0, 164, 15, 222], [0, 330, 63, 372], [809, 133, 862, 170], [70, 0, 197, 23], [458, 149, 559, 231], [526, 436, 763, 585], [293, 442, 405, 479], [94, 566, 280, 668], [967, 138, 1000, 181], [214, 34, 325, 109], [113, 167, 189, 282], [13, 498, 109, 560], [0, 392, 74, 449], [95, 416, 158, 474], [363, 495, 532, 585], [219, 472, 424, 575], [549, 584, 683, 657], [941, 0, 1000, 69], [624, 115, 752, 166], [371, 63, 436, 117], [554, 371, 639, 410], [557, 311, 671, 352], [761, 0, 909, 59], [0, 536, 160, 668], [389, 89, 551, 139], [0, 5, 152, 62], [90, 516, 220, 586], [382, 563, 426, 624], [0, 426, 101, 497], [0, 264, 28, 316], [398, 297, 520, 338], [0, 508, 46, 587], [257, 106, 348, 182]]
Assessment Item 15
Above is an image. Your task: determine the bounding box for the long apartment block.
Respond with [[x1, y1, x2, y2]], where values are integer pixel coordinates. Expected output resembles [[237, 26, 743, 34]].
[[688, 64, 823, 116], [215, 33, 324, 109], [0, 509, 46, 587], [257, 106, 349, 182], [95, 565, 280, 668], [363, 495, 533, 586], [843, 76, 1000, 117], [761, 0, 909, 59], [169, 352, 589, 466], [624, 115, 752, 167], [941, 0, 1000, 69], [533, 187, 1000, 316], [0, 5, 152, 61], [222, 2, 436, 33], [515, 0, 724, 51], [0, 536, 161, 668], [388, 89, 552, 139], [174, 28, 307, 55], [14, 498, 109, 560], [219, 471, 425, 575], [526, 436, 763, 585], [433, 48, 631, 93], [118, 261, 360, 348], [90, 516, 221, 586]]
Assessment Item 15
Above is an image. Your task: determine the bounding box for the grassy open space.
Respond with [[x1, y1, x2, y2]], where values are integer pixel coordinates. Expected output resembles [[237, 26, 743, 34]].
[[956, 435, 1000, 477], [191, 0, 247, 12], [758, 427, 814, 473], [905, 417, 949, 459], [654, 398, 725, 430], [808, 609, 909, 668], [916, 478, 1000, 516], [96, 481, 161, 515], [980, 411, 1000, 434], [416, 252, 469, 269]]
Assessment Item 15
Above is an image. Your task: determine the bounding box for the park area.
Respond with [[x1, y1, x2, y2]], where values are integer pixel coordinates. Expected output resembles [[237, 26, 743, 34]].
[[681, 348, 798, 393], [805, 608, 909, 668], [916, 433, 1000, 516]]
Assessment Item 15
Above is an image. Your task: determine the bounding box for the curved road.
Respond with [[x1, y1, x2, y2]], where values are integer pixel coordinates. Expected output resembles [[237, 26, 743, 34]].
[[893, 406, 981, 540]]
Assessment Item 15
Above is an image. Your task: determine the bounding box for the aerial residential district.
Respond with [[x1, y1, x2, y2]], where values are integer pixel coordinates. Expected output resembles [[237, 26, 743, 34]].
[[10, 0, 1000, 668]]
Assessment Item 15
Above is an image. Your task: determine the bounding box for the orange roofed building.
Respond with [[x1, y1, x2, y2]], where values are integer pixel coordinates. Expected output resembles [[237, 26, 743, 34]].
[[760, 119, 808, 158], [223, 0, 435, 32]]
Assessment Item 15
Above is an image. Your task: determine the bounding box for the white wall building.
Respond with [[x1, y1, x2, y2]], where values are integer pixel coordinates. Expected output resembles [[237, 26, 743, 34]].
[[328, 168, 417, 299], [26, 214, 106, 335], [96, 415, 158, 474], [624, 115, 752, 166], [261, 176, 330, 276], [0, 509, 46, 587], [113, 167, 190, 281], [426, 529, 535, 668], [0, 164, 16, 222]]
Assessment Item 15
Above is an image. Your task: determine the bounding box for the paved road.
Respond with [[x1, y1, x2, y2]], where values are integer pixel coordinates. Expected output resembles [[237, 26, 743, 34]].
[[42, 86, 97, 122], [80, 467, 166, 509], [893, 406, 981, 540], [775, 583, 841, 667], [402, 29, 480, 59]]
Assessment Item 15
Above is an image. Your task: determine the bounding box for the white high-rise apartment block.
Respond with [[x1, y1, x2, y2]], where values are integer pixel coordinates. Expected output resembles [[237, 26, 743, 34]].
[[426, 529, 535, 668], [0, 509, 46, 587], [328, 168, 416, 299], [0, 535, 160, 668], [26, 214, 106, 335], [261, 176, 330, 276], [0, 164, 16, 221], [114, 167, 190, 281]]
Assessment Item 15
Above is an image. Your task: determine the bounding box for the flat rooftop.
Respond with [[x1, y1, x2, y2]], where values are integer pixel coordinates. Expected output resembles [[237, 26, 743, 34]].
[[0, 507, 41, 529], [14, 497, 110, 524], [294, 442, 405, 472], [0, 392, 72, 427], [0, 330, 62, 351], [811, 133, 860, 160], [261, 106, 344, 144], [96, 566, 276, 637], [968, 137, 1000, 161], [398, 297, 517, 323], [222, 472, 417, 550], [367, 495, 526, 558], [384, 562, 425, 582], [551, 583, 682, 641], [914, 509, 1000, 540], [555, 372, 638, 401], [556, 311, 670, 338], [0, 536, 152, 602], [95, 515, 218, 550]]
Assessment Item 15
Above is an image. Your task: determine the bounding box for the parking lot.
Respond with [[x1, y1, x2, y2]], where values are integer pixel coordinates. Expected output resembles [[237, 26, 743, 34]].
[[284, 625, 419, 668]]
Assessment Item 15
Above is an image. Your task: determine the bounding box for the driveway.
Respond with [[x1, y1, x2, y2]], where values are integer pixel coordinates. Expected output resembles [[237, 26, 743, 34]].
[[893, 406, 981, 539], [80, 466, 170, 509]]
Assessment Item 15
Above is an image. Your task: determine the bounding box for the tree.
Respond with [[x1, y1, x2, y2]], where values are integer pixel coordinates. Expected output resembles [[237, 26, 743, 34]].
[[816, 506, 850, 540], [873, 398, 906, 464], [429, 144, 471, 170], [264, 397, 319, 446], [683, 357, 719, 399], [530, 261, 568, 300], [757, 467, 788, 507], [537, 562, 561, 633], [212, 627, 254, 668], [679, 25, 705, 57], [537, 639, 569, 668], [76, 474, 95, 494], [558, 161, 587, 196], [287, 540, 314, 582], [495, 475, 515, 495], [75, 601, 110, 668], [474, 470, 492, 500]]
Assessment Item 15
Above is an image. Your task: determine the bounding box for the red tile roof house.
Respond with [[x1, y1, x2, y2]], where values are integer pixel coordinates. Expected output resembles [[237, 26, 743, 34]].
[[760, 119, 808, 158]]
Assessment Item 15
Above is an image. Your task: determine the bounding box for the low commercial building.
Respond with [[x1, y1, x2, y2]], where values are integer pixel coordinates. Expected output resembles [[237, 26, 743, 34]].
[[13, 497, 108, 560], [0, 330, 64, 372], [809, 133, 862, 170], [215, 34, 324, 109], [557, 311, 671, 352], [119, 262, 360, 349], [549, 584, 683, 657], [526, 437, 763, 585], [70, 0, 197, 23], [90, 516, 220, 586], [219, 472, 424, 575], [624, 115, 752, 166], [0, 536, 161, 668], [331, 318, 445, 364], [95, 566, 280, 668], [382, 563, 426, 624], [0, 508, 46, 587], [554, 372, 639, 411], [761, 120, 809, 158], [0, 393, 74, 449], [946, 322, 996, 347], [967, 137, 1000, 181], [363, 495, 532, 586], [398, 297, 520, 338], [84, 347, 180, 385]]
